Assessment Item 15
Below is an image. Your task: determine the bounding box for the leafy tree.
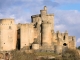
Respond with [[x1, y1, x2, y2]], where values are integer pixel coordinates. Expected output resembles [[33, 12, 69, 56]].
[[77, 46, 80, 50]]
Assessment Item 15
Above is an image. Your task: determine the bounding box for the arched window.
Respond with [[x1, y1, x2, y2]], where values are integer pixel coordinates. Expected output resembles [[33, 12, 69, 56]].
[[63, 43, 67, 46]]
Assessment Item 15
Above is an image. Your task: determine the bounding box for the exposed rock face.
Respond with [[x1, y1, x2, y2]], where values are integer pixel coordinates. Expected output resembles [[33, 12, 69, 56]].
[[0, 6, 76, 54]]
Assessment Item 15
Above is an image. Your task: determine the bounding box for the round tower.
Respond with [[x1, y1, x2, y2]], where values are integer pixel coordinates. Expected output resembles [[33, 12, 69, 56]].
[[40, 6, 47, 16], [41, 23, 52, 46], [44, 6, 47, 10]]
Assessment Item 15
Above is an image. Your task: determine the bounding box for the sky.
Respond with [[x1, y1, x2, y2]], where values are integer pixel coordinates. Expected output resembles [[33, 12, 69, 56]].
[[0, 0, 80, 47]]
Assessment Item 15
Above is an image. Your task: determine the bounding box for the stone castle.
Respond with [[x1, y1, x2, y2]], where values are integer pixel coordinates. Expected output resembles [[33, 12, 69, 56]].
[[0, 6, 76, 54]]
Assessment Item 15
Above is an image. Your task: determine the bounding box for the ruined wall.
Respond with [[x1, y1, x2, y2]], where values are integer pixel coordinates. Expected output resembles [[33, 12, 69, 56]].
[[31, 15, 41, 44], [0, 6, 76, 53], [68, 36, 76, 49], [20, 24, 34, 48], [31, 6, 54, 45], [31, 15, 41, 25], [53, 30, 76, 54], [0, 19, 17, 51], [31, 6, 76, 52]]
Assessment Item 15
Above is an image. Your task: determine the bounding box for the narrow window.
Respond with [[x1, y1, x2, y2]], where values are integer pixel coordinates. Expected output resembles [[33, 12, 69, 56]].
[[63, 36, 65, 40], [9, 26, 11, 29], [11, 21, 12, 24]]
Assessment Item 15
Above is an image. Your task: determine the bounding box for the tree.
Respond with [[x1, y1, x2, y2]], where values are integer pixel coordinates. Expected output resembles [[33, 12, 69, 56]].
[[77, 46, 80, 50]]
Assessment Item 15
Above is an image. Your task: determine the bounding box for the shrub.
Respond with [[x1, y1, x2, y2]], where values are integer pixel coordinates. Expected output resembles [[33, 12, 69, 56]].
[[11, 50, 36, 60], [62, 49, 80, 60]]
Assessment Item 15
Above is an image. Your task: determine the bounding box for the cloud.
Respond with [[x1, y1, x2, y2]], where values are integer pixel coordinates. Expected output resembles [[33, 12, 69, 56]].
[[50, 8, 80, 46], [76, 38, 80, 47], [43, 0, 59, 7], [54, 0, 80, 3], [0, 0, 80, 46], [0, 0, 59, 24], [54, 24, 67, 32], [77, 38, 80, 43], [53, 10, 80, 24], [52, 9, 80, 46]]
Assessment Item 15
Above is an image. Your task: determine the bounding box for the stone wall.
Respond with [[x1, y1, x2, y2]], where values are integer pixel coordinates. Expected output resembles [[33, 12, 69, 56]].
[[0, 19, 17, 51], [0, 6, 76, 53], [41, 23, 52, 46], [20, 24, 34, 49]]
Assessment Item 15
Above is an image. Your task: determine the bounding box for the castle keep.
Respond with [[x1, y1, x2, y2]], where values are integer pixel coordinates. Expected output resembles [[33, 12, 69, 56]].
[[0, 6, 76, 54]]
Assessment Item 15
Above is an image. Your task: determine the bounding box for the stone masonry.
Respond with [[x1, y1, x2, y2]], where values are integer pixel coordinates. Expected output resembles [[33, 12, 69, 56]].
[[0, 6, 76, 54]]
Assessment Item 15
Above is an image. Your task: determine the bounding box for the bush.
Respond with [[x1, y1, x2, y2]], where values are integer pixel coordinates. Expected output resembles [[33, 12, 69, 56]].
[[77, 46, 80, 50], [62, 49, 80, 60], [11, 50, 36, 60]]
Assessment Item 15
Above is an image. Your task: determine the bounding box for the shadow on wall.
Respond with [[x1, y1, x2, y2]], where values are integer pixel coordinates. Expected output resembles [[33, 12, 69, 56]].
[[16, 29, 20, 50]]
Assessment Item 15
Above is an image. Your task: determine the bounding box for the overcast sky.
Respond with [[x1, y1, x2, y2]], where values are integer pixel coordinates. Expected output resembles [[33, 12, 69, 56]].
[[0, 0, 80, 47]]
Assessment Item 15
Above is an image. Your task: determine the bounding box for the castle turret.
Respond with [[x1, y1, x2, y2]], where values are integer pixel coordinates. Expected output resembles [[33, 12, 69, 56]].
[[40, 6, 54, 30], [40, 6, 47, 16]]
